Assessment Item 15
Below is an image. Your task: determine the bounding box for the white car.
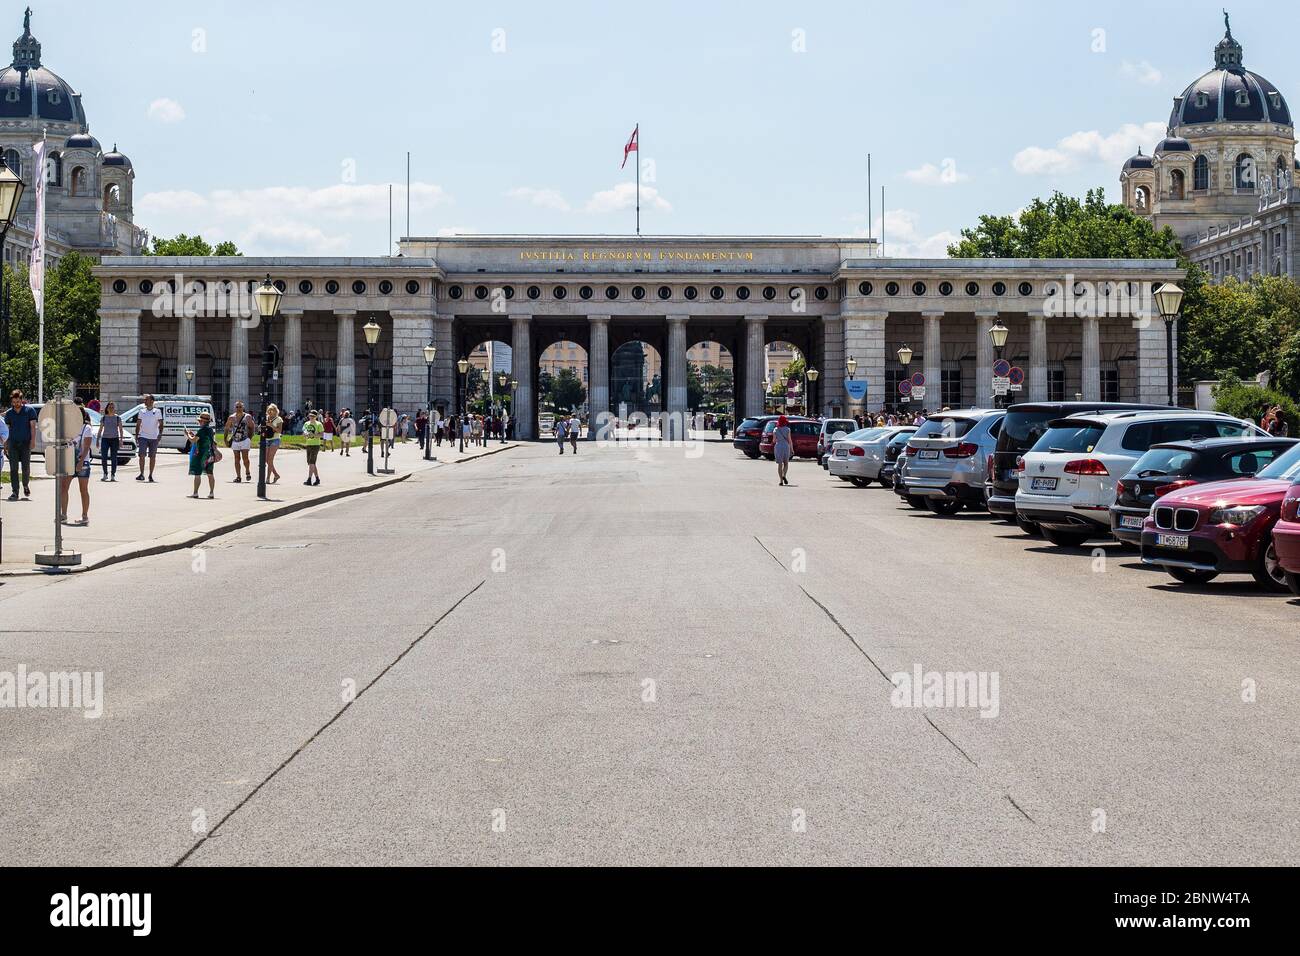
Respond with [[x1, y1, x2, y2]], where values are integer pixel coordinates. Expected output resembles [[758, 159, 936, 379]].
[[828, 426, 917, 486], [1015, 410, 1264, 546]]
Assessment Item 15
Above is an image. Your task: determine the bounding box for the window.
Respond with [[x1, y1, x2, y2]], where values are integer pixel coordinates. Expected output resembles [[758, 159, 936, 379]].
[[314, 360, 336, 413], [1225, 449, 1279, 476], [156, 361, 176, 395], [885, 368, 906, 404], [1235, 90, 1250, 108], [1100, 366, 1120, 402], [1169, 169, 1185, 200], [1194, 155, 1209, 191], [1047, 366, 1065, 402], [1036, 424, 1105, 454], [2, 148, 20, 176], [1236, 153, 1257, 190], [69, 166, 85, 197], [1194, 91, 1208, 109], [941, 368, 962, 408]]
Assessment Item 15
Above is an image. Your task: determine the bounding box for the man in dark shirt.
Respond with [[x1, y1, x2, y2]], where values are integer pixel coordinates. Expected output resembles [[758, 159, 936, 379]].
[[3, 389, 38, 500]]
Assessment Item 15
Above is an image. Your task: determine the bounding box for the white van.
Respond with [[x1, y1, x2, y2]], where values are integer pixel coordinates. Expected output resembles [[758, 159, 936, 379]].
[[538, 412, 556, 437], [119, 395, 216, 451]]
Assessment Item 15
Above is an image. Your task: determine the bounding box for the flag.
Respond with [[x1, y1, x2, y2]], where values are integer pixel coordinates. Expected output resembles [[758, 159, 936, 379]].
[[30, 139, 45, 311], [621, 125, 638, 169]]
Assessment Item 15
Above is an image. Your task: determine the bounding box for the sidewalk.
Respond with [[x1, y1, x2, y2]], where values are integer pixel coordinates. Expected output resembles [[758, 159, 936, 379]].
[[0, 438, 517, 575]]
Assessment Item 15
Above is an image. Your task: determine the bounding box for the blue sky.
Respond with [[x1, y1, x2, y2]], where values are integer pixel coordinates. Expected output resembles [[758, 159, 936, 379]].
[[29, 0, 1297, 255]]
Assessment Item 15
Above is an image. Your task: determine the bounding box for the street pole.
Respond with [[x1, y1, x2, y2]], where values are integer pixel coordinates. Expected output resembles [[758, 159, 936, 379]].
[[994, 344, 1004, 410], [423, 355, 434, 461], [1165, 315, 1176, 407], [367, 341, 376, 476]]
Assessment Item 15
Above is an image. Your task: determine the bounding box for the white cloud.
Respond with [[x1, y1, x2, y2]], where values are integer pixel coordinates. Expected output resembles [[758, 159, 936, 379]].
[[903, 160, 969, 186], [506, 187, 571, 212], [146, 98, 186, 124], [1120, 60, 1163, 85], [1012, 120, 1165, 175], [584, 182, 671, 214], [137, 181, 452, 255], [852, 209, 958, 258]]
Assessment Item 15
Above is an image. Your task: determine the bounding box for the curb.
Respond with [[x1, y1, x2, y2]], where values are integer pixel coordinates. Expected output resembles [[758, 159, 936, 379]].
[[454, 443, 519, 464]]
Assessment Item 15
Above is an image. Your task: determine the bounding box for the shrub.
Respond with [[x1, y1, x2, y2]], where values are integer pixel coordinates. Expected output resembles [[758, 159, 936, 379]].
[[1213, 374, 1299, 434]]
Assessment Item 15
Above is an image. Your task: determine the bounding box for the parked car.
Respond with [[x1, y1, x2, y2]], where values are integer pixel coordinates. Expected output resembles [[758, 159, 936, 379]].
[[817, 418, 861, 469], [1110, 437, 1298, 546], [1271, 480, 1300, 595], [879, 430, 914, 489], [894, 409, 1005, 515], [1016, 410, 1262, 547], [758, 418, 820, 459], [733, 415, 782, 459], [1140, 440, 1300, 591], [28, 404, 138, 466], [987, 402, 1172, 525], [828, 426, 917, 487]]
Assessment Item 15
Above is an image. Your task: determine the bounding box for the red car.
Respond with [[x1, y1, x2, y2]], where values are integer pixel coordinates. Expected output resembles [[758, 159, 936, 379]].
[[1272, 481, 1300, 596], [758, 418, 820, 460], [1141, 441, 1300, 591]]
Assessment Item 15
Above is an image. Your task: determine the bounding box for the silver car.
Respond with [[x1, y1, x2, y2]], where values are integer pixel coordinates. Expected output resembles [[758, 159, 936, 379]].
[[895, 409, 1005, 515], [828, 426, 917, 486]]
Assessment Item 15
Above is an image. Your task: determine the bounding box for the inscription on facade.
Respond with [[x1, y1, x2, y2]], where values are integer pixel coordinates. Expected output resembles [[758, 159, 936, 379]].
[[519, 249, 757, 263]]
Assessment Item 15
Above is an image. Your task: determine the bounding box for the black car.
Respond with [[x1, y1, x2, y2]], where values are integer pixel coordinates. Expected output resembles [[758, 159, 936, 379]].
[[988, 401, 1172, 530], [1110, 436, 1299, 545], [879, 430, 912, 489], [732, 415, 782, 459]]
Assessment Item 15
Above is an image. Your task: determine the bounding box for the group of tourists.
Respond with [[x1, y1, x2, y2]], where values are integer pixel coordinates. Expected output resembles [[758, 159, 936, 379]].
[[425, 413, 509, 448]]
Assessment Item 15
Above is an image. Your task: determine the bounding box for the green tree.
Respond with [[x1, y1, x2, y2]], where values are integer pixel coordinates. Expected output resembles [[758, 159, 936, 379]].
[[698, 363, 733, 411], [1180, 273, 1300, 390], [548, 367, 586, 413], [1, 252, 101, 398], [145, 234, 242, 257], [687, 362, 704, 410], [1213, 373, 1299, 434]]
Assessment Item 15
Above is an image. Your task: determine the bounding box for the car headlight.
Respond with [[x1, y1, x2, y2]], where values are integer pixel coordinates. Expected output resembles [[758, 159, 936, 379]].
[[1208, 505, 1264, 526]]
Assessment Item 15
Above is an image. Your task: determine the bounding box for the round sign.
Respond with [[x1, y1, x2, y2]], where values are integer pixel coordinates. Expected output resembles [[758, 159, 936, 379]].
[[898, 380, 912, 396], [1008, 366, 1026, 386], [38, 398, 83, 445], [992, 359, 1012, 378], [911, 372, 926, 388], [378, 407, 399, 428]]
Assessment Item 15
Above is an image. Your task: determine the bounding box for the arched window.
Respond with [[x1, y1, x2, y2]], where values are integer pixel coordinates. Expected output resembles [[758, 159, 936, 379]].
[[1134, 185, 1150, 210], [1, 148, 19, 177], [45, 150, 61, 186], [69, 166, 86, 197], [104, 183, 120, 207], [1236, 153, 1257, 190], [1194, 155, 1209, 191], [1169, 169, 1185, 200], [1277, 157, 1290, 190]]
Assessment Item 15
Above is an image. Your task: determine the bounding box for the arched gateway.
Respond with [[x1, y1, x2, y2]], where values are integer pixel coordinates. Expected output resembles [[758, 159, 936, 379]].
[[93, 236, 1183, 439]]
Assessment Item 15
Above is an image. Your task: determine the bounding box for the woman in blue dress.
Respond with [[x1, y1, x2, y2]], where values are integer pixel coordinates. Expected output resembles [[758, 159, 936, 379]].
[[773, 415, 793, 486]]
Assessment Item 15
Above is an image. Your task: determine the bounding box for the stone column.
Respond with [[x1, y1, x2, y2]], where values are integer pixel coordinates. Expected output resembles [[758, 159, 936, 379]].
[[282, 310, 303, 412], [922, 312, 943, 411], [230, 313, 250, 409], [843, 312, 887, 412], [1081, 315, 1101, 401], [176, 314, 196, 395], [665, 314, 688, 439], [335, 311, 356, 414], [1137, 317, 1173, 404], [511, 314, 534, 440], [391, 310, 435, 414], [98, 309, 140, 409], [819, 316, 844, 415], [432, 316, 455, 415], [976, 311, 996, 407], [743, 316, 767, 417], [1029, 314, 1049, 402], [587, 315, 610, 439]]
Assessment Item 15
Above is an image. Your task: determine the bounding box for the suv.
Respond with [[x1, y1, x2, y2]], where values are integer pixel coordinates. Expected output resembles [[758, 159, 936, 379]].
[[894, 409, 1005, 515], [1110, 437, 1298, 546], [1016, 411, 1262, 546], [987, 402, 1171, 524], [816, 418, 860, 469], [732, 415, 781, 459]]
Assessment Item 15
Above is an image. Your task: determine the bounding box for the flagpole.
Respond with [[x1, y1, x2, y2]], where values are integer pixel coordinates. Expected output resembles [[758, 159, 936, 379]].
[[636, 122, 641, 237], [35, 127, 46, 402]]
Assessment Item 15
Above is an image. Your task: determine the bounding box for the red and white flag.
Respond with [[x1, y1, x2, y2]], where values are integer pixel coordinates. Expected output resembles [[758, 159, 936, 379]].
[[621, 125, 638, 169], [30, 138, 45, 312]]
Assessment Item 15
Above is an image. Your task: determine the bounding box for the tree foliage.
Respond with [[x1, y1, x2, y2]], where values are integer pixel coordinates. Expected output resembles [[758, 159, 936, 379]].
[[1212, 373, 1298, 434], [1, 253, 100, 397], [1181, 273, 1300, 392], [144, 234, 241, 257]]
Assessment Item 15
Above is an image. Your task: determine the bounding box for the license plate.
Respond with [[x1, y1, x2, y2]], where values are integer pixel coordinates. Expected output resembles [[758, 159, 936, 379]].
[[1030, 477, 1058, 491], [919, 450, 940, 460], [1120, 515, 1144, 529], [1157, 534, 1190, 550], [835, 449, 848, 458]]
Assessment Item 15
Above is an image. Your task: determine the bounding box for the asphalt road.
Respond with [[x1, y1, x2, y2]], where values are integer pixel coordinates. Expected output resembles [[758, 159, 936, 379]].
[[1, 439, 1296, 866]]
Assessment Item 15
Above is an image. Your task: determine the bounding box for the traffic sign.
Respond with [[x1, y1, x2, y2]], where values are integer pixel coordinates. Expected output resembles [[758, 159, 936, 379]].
[[39, 399, 82, 477], [898, 380, 912, 396], [912, 386, 927, 401], [1008, 366, 1025, 393], [845, 380, 868, 402], [910, 372, 926, 388], [378, 408, 398, 429], [993, 359, 1012, 378], [993, 376, 1011, 396]]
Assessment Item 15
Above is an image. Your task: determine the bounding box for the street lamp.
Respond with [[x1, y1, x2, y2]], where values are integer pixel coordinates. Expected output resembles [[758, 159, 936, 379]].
[[183, 366, 194, 392], [846, 355, 858, 379], [254, 275, 282, 499], [364, 320, 381, 475], [988, 320, 1010, 408], [498, 372, 509, 443], [1154, 282, 1185, 407], [896, 345, 913, 410], [0, 162, 24, 565], [423, 341, 436, 460], [457, 358, 470, 452], [509, 379, 518, 440], [806, 366, 819, 418]]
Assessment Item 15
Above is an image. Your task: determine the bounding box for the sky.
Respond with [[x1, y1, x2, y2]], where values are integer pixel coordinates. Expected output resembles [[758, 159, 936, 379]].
[[27, 0, 1298, 257]]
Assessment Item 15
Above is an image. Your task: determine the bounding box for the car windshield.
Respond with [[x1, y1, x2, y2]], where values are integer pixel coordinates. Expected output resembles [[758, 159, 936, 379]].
[[1255, 442, 1300, 481], [1032, 424, 1105, 454], [1130, 447, 1198, 477], [912, 417, 975, 439], [824, 421, 856, 433], [846, 427, 887, 441], [1000, 410, 1057, 450]]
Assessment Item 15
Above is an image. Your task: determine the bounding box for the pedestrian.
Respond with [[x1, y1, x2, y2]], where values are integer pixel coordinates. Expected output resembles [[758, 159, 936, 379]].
[[59, 406, 93, 526], [323, 411, 336, 452], [568, 412, 580, 453], [262, 402, 284, 484], [339, 409, 356, 456], [134, 393, 164, 483], [555, 415, 567, 454], [772, 414, 793, 486], [0, 413, 7, 489], [97, 401, 123, 482], [471, 414, 483, 447], [3, 389, 37, 501], [223, 401, 255, 483], [718, 416, 728, 441], [185, 411, 219, 499], [302, 410, 324, 486], [434, 416, 445, 447]]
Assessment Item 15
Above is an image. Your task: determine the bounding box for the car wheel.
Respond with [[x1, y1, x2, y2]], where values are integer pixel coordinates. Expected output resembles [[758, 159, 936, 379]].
[[1015, 517, 1041, 537], [1252, 536, 1290, 593], [926, 499, 963, 516], [1285, 570, 1300, 597], [905, 495, 928, 510], [745, 452, 760, 460], [849, 476, 870, 488], [879, 477, 894, 489], [1042, 527, 1091, 547], [1167, 566, 1220, 586]]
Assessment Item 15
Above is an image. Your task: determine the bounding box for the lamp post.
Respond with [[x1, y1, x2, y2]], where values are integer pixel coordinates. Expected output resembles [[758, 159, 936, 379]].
[[988, 320, 1009, 409], [897, 344, 913, 410], [509, 379, 518, 439], [423, 341, 436, 460], [253, 276, 282, 500], [183, 366, 194, 393], [498, 372, 509, 443], [364, 320, 381, 475], [1154, 282, 1185, 407], [806, 366, 819, 418], [0, 162, 25, 565], [458, 358, 470, 452], [846, 356, 858, 379]]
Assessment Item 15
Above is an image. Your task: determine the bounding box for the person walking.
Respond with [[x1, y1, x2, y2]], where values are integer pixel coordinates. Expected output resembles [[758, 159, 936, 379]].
[[97, 401, 123, 482], [338, 409, 355, 456], [263, 402, 284, 484], [60, 407, 93, 526], [555, 415, 567, 454], [4, 389, 38, 500], [134, 393, 164, 483], [323, 411, 336, 452], [772, 414, 794, 486], [302, 410, 324, 486], [0, 413, 7, 491], [568, 412, 580, 454], [185, 411, 219, 499], [224, 401, 255, 483]]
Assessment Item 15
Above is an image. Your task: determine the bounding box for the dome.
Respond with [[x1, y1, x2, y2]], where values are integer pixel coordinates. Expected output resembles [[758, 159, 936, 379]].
[[64, 132, 99, 151], [0, 11, 85, 126], [1169, 19, 1291, 128], [102, 145, 131, 170], [1155, 136, 1192, 153], [1123, 148, 1154, 172]]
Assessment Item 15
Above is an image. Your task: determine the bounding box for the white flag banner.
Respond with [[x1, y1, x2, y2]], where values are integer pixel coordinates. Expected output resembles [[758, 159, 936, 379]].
[[30, 139, 45, 311]]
